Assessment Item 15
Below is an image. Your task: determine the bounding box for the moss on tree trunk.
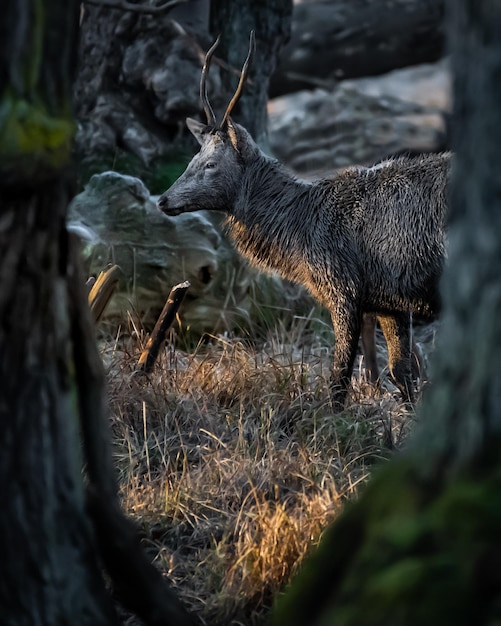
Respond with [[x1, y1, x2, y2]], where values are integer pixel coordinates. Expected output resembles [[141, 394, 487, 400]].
[[0, 2, 78, 185], [0, 3, 117, 623]]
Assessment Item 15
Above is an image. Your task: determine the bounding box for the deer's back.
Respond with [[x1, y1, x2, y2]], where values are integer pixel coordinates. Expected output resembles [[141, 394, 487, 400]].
[[327, 153, 449, 225], [313, 153, 451, 316]]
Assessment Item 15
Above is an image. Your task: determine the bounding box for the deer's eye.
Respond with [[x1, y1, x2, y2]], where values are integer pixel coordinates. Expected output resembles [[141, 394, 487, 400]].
[[206, 161, 217, 170]]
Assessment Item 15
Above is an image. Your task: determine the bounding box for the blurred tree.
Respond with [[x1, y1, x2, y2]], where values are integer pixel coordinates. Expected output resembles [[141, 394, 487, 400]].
[[210, 0, 292, 148], [270, 0, 445, 97], [0, 2, 195, 625], [268, 1, 501, 624]]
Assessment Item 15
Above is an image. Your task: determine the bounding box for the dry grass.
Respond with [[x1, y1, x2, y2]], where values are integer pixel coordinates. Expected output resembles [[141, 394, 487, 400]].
[[103, 305, 430, 625]]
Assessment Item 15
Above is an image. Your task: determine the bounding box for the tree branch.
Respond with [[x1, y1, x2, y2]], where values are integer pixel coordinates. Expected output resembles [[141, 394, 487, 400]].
[[82, 0, 190, 15], [169, 18, 253, 80]]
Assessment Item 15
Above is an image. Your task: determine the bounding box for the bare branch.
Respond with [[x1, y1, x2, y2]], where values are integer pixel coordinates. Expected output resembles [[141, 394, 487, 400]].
[[82, 0, 190, 15], [170, 19, 252, 81]]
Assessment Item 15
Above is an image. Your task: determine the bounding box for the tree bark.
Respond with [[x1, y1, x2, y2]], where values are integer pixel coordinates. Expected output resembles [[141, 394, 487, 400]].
[[0, 3, 115, 623], [415, 0, 501, 471], [270, 0, 445, 97], [74, 1, 210, 174], [209, 0, 293, 148], [0, 189, 118, 626], [74, 1, 293, 177], [268, 1, 501, 624], [0, 3, 196, 625]]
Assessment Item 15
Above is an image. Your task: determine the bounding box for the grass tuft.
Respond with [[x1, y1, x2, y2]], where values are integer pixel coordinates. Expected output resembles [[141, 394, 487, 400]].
[[103, 310, 428, 625]]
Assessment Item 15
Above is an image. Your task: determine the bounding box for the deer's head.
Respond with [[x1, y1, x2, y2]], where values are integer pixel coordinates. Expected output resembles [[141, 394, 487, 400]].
[[158, 32, 257, 217]]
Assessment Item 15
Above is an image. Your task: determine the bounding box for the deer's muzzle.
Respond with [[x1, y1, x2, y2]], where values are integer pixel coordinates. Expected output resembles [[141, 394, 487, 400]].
[[157, 195, 182, 216]]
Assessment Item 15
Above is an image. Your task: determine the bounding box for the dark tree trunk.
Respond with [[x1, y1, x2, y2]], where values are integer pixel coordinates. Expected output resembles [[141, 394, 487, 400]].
[[0, 4, 116, 622], [418, 0, 501, 468], [0, 3, 196, 625], [74, 0, 291, 182], [0, 188, 118, 626], [270, 0, 446, 97], [268, 1, 501, 624], [209, 0, 293, 148]]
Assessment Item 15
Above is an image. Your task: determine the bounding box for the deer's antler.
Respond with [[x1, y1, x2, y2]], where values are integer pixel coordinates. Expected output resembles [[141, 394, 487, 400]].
[[220, 30, 255, 129], [200, 35, 220, 127]]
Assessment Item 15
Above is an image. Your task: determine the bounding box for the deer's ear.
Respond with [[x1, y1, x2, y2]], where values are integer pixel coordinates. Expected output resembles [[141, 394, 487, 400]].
[[186, 117, 209, 145]]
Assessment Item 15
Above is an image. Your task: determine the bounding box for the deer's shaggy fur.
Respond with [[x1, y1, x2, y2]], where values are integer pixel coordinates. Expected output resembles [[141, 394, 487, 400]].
[[157, 33, 450, 410]]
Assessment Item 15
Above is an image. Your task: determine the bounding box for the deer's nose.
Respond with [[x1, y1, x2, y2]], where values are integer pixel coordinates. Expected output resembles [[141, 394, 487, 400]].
[[157, 195, 168, 211]]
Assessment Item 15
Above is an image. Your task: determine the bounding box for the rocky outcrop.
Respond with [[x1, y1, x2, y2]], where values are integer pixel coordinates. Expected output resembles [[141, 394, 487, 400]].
[[74, 2, 219, 181], [270, 0, 445, 97], [268, 59, 451, 175]]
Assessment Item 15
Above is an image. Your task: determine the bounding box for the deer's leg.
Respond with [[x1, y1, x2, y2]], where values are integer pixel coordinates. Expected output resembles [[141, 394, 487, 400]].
[[377, 312, 414, 404], [361, 313, 379, 384], [330, 306, 362, 411]]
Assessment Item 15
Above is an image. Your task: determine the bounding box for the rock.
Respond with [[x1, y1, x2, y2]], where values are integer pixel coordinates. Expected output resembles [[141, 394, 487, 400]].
[[67, 171, 255, 333], [268, 59, 451, 175]]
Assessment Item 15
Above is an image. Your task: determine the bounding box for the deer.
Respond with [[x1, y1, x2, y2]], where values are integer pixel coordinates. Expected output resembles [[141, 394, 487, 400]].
[[157, 31, 450, 411]]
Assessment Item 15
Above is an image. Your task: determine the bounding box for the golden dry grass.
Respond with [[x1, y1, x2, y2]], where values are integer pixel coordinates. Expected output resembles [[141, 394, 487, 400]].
[[103, 306, 431, 625]]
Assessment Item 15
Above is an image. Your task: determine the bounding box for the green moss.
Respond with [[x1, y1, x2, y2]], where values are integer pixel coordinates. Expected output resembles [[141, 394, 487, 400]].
[[0, 92, 75, 181], [269, 460, 501, 626]]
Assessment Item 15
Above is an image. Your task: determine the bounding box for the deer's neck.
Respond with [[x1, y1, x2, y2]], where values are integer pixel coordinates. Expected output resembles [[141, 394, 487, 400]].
[[227, 155, 314, 280]]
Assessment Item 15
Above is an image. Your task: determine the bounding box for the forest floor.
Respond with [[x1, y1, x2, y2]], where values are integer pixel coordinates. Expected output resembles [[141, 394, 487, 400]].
[[102, 293, 438, 626]]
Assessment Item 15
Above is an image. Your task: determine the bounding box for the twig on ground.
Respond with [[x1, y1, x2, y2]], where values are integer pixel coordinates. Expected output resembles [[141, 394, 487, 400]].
[[137, 280, 190, 373]]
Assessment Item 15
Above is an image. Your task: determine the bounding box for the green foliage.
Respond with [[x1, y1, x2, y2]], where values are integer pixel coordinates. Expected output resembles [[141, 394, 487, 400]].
[[269, 457, 501, 626], [147, 158, 191, 196]]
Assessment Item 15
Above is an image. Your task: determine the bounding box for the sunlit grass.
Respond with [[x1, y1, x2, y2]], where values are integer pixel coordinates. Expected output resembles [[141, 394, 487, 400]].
[[103, 306, 429, 625]]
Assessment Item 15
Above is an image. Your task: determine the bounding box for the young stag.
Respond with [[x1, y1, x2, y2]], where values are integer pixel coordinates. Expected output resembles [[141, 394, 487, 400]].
[[157, 32, 450, 410]]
